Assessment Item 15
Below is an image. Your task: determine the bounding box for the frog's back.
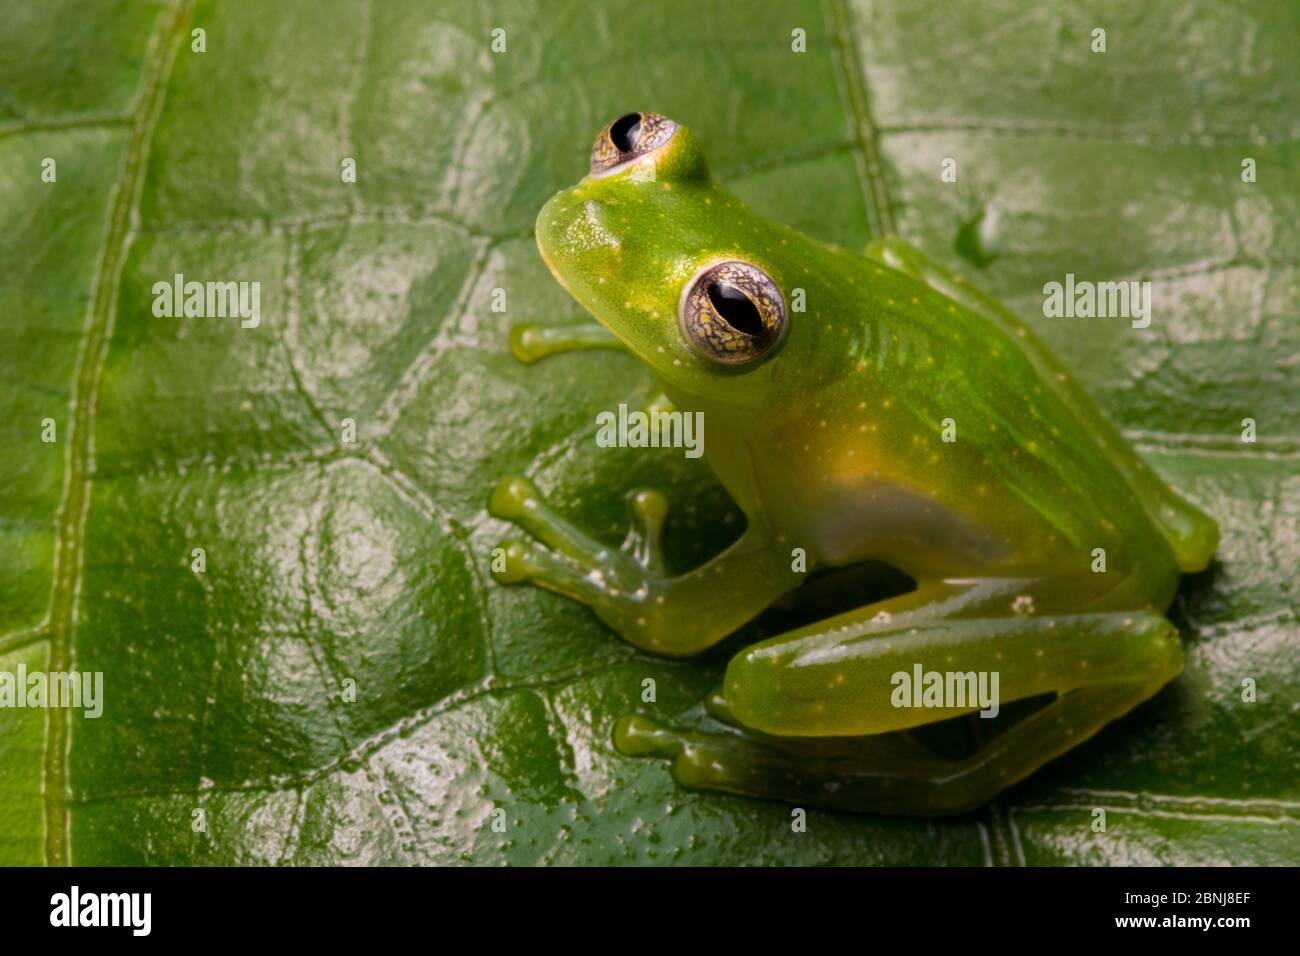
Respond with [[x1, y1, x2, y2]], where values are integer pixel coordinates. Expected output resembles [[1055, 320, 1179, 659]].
[[866, 266, 1218, 576], [761, 254, 1217, 581]]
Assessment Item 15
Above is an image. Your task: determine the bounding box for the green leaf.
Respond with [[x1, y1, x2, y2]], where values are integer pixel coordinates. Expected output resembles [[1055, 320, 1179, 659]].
[[2, 0, 1296, 865]]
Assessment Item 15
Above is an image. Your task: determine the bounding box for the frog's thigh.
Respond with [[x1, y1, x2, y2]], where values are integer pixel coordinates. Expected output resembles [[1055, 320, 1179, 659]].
[[509, 320, 622, 363], [725, 602, 1182, 738]]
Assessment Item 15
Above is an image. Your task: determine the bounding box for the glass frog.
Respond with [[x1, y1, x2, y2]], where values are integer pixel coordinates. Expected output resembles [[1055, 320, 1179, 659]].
[[488, 112, 1219, 815]]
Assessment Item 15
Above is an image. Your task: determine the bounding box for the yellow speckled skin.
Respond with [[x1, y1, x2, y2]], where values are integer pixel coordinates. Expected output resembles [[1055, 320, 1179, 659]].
[[489, 114, 1220, 815]]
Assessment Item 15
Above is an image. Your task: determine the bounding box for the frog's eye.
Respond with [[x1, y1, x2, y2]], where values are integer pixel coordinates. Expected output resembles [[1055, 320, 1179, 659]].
[[679, 261, 787, 367], [590, 112, 678, 177]]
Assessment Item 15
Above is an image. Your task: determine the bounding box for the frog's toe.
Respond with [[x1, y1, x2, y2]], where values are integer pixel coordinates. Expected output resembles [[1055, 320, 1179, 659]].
[[490, 537, 616, 607], [507, 323, 547, 363], [703, 687, 737, 723], [488, 475, 540, 523], [613, 714, 680, 757], [490, 540, 537, 584], [488, 474, 612, 566], [622, 488, 669, 574], [613, 714, 782, 797]]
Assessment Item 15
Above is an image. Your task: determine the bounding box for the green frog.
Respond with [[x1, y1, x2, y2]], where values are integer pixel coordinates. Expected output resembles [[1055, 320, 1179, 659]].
[[488, 112, 1218, 815]]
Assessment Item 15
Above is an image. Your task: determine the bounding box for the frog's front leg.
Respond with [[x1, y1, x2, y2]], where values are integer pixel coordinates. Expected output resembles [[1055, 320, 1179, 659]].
[[509, 321, 622, 363], [616, 581, 1183, 814], [489, 476, 802, 656], [507, 322, 675, 415]]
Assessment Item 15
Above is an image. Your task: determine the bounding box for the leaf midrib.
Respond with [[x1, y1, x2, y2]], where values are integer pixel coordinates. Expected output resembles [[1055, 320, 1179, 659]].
[[42, 0, 194, 866], [823, 0, 896, 236]]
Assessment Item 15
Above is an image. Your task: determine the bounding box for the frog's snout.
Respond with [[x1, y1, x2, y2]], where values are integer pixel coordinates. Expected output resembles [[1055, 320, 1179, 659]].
[[589, 111, 679, 177], [533, 188, 579, 284], [534, 189, 620, 285]]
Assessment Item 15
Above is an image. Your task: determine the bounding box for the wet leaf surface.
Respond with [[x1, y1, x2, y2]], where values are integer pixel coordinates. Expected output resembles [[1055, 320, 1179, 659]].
[[1, 0, 1296, 864]]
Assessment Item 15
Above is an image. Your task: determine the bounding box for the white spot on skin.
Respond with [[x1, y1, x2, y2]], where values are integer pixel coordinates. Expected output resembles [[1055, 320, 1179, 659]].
[[563, 201, 622, 256]]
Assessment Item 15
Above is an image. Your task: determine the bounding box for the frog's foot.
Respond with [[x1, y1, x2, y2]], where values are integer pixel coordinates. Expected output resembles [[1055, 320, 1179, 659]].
[[489, 475, 802, 655], [509, 321, 623, 363], [614, 713, 956, 815], [614, 680, 1156, 816], [490, 474, 672, 631]]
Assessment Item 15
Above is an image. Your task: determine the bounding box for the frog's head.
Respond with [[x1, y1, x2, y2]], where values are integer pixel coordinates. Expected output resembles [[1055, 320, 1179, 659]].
[[536, 112, 818, 411]]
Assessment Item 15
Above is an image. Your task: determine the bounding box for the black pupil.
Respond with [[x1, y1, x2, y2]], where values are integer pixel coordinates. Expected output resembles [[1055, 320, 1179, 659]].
[[610, 113, 642, 152], [707, 282, 765, 336]]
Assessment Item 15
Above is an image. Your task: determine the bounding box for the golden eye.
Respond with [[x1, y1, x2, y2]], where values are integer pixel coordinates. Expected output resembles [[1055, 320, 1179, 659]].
[[589, 112, 678, 177], [679, 261, 786, 366]]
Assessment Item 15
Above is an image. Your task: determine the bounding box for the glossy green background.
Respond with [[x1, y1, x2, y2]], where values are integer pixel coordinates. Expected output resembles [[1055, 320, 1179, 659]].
[[0, 0, 1296, 864]]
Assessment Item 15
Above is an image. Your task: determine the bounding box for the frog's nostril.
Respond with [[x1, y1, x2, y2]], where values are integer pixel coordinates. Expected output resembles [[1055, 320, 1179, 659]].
[[609, 112, 642, 152]]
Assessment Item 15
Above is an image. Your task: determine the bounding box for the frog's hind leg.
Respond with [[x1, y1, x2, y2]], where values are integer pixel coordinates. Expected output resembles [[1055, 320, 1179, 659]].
[[864, 235, 1217, 572], [616, 681, 1158, 816], [615, 586, 1182, 815]]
